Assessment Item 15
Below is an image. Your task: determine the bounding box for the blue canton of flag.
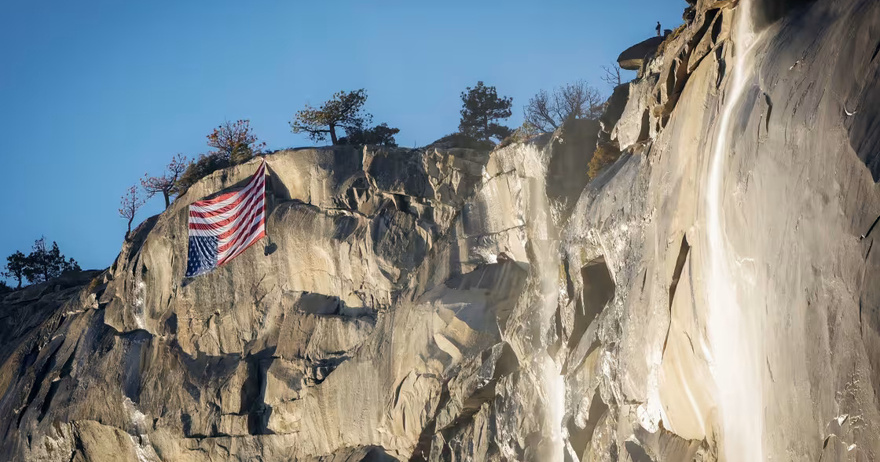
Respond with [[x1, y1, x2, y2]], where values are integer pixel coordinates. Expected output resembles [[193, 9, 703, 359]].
[[186, 236, 218, 277]]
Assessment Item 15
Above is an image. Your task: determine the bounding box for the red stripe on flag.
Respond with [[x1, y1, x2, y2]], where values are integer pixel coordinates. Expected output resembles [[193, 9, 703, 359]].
[[187, 160, 267, 271]]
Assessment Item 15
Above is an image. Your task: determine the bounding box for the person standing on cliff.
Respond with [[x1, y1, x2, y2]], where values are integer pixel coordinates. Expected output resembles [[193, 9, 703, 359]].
[[656, 21, 661, 36]]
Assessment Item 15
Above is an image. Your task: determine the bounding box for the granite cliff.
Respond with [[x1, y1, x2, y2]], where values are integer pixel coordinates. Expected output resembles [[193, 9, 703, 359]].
[[2, 0, 880, 460]]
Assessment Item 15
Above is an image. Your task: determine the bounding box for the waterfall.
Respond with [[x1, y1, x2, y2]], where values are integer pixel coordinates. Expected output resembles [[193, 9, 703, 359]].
[[704, 1, 765, 460], [502, 141, 565, 461]]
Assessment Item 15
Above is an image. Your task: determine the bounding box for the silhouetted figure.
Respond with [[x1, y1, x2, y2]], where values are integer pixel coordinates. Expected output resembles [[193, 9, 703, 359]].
[[656, 21, 662, 36]]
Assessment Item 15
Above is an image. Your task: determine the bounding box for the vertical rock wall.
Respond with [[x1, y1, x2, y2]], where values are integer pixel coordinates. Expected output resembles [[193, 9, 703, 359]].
[[1, 1, 879, 461]]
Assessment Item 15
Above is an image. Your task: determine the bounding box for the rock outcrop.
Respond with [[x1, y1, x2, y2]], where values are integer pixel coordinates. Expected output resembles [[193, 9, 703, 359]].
[[2, 0, 880, 461], [617, 36, 666, 71]]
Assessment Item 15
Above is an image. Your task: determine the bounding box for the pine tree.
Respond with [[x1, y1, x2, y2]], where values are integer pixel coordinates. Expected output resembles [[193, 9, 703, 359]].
[[458, 81, 513, 142], [20, 238, 80, 284], [2, 251, 27, 289], [291, 89, 370, 145]]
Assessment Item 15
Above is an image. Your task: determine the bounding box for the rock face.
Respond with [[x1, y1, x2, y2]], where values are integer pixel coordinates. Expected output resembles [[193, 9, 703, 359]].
[[2, 0, 880, 460], [617, 36, 666, 71]]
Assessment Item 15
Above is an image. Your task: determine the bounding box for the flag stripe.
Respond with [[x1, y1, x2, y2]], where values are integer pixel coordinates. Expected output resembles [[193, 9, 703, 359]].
[[188, 186, 264, 231], [221, 230, 265, 265], [190, 163, 266, 216], [219, 210, 265, 255], [185, 160, 267, 277]]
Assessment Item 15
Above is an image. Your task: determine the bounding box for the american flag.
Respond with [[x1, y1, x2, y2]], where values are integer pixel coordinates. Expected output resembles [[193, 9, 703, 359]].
[[185, 160, 267, 278]]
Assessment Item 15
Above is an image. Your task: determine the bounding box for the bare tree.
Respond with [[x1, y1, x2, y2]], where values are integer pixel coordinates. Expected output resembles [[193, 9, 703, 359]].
[[119, 185, 146, 239], [524, 80, 604, 133], [601, 62, 623, 88], [524, 90, 556, 134], [142, 153, 187, 209]]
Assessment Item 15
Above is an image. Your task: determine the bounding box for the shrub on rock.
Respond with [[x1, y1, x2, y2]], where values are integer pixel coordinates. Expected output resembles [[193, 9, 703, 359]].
[[588, 142, 622, 179]]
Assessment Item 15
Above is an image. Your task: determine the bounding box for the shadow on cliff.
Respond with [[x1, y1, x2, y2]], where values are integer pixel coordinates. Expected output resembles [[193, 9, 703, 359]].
[[753, 0, 817, 28]]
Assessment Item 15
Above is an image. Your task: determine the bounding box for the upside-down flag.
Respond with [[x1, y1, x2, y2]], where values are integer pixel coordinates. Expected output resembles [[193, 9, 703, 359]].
[[185, 160, 266, 277]]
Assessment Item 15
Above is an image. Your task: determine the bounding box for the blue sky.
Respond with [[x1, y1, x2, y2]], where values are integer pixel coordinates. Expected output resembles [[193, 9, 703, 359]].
[[0, 0, 685, 276]]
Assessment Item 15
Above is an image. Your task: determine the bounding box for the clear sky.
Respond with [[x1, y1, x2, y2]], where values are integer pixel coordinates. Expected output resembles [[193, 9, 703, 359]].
[[0, 0, 685, 277]]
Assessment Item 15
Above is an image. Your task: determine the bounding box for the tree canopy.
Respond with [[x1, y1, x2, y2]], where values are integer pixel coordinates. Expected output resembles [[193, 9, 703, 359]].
[[2, 251, 27, 289], [338, 123, 400, 147], [458, 81, 513, 142], [291, 89, 371, 145], [524, 80, 604, 133], [119, 185, 146, 239], [142, 153, 187, 209], [207, 120, 265, 165], [2, 238, 80, 288], [176, 120, 265, 194]]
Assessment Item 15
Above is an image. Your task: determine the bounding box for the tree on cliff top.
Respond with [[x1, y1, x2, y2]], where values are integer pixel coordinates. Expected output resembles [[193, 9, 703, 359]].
[[22, 238, 81, 284], [3, 240, 80, 288], [459, 81, 513, 142], [175, 120, 265, 194], [291, 89, 370, 145], [524, 80, 604, 133], [142, 154, 187, 209], [208, 120, 265, 165], [2, 251, 27, 289], [338, 123, 400, 147], [119, 185, 146, 239]]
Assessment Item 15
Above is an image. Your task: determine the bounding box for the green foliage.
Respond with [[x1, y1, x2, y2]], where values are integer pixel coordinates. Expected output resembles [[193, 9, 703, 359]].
[[175, 120, 265, 194], [291, 89, 370, 145], [2, 250, 27, 289], [588, 142, 622, 179], [2, 238, 81, 287], [338, 123, 400, 146], [458, 81, 513, 142], [175, 153, 230, 195], [0, 280, 10, 294], [428, 133, 495, 151]]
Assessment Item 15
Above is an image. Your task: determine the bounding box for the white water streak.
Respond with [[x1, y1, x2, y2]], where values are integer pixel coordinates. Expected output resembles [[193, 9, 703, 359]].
[[512, 142, 565, 461], [705, 1, 765, 460]]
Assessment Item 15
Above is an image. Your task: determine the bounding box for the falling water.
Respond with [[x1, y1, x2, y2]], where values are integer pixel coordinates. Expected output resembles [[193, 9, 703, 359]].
[[705, 1, 765, 460], [505, 142, 565, 461]]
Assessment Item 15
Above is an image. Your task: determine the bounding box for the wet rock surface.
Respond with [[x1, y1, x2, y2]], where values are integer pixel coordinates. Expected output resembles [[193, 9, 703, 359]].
[[2, 0, 880, 460]]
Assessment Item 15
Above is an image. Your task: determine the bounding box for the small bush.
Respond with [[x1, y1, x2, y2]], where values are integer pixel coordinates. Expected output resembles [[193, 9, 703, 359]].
[[497, 122, 539, 149], [588, 143, 622, 179], [656, 24, 686, 57], [338, 123, 400, 146], [86, 275, 102, 293], [175, 120, 264, 195], [428, 133, 495, 151], [175, 152, 232, 194]]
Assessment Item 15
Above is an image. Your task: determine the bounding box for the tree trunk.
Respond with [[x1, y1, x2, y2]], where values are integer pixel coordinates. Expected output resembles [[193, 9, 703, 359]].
[[127, 218, 133, 240], [163, 191, 170, 209], [329, 124, 338, 145], [16, 277, 21, 289], [484, 116, 489, 141]]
